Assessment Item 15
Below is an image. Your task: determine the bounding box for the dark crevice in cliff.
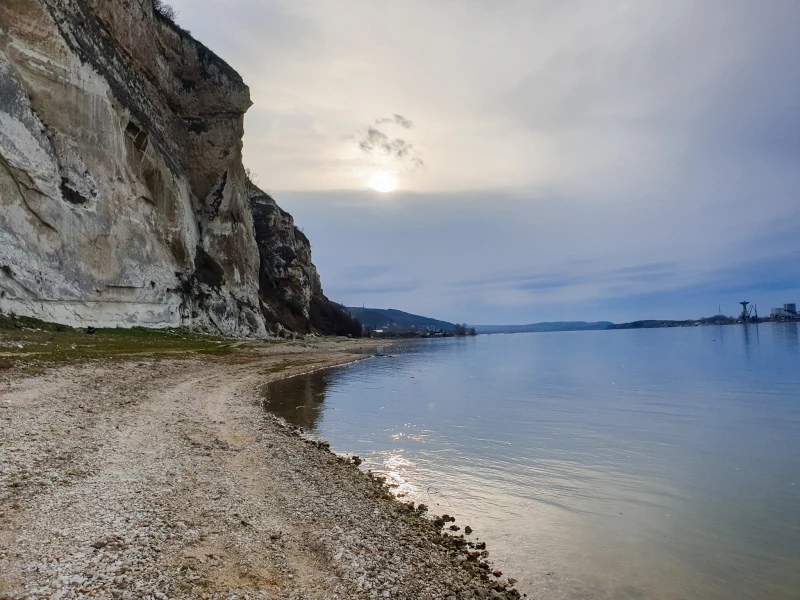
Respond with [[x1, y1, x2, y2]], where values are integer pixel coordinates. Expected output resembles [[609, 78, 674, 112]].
[[59, 179, 90, 205], [185, 117, 209, 134], [208, 171, 227, 220], [125, 121, 150, 152], [192, 246, 225, 290]]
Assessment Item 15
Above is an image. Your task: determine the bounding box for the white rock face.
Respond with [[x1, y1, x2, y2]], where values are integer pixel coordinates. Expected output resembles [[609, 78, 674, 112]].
[[0, 0, 270, 335]]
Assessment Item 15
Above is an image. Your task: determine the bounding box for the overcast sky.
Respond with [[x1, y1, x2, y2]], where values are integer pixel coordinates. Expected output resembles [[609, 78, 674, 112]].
[[170, 0, 800, 324]]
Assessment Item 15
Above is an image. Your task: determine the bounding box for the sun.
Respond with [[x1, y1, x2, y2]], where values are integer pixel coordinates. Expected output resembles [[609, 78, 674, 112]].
[[368, 171, 398, 193]]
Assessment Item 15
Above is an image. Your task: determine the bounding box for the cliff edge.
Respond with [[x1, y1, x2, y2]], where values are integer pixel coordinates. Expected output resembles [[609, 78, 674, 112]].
[[0, 0, 342, 337]]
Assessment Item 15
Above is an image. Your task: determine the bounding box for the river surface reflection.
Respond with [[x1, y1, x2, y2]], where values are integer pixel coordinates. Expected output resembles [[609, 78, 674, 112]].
[[261, 324, 800, 600]]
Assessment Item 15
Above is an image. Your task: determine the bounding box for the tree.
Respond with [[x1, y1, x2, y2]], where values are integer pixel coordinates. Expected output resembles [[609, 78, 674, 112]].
[[309, 298, 362, 338], [352, 318, 363, 338], [451, 323, 477, 336]]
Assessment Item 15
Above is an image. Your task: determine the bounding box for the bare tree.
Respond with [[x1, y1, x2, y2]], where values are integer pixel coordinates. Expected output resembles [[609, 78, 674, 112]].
[[153, 0, 177, 22], [245, 167, 259, 185]]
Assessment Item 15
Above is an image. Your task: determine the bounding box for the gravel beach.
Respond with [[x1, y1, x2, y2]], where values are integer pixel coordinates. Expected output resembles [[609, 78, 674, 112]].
[[0, 339, 522, 599]]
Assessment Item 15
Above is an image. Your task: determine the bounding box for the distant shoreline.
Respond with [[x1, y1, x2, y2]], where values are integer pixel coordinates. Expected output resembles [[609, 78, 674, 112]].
[[474, 317, 800, 335]]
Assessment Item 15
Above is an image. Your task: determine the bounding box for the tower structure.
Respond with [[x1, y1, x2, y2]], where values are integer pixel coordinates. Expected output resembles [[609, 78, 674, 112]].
[[740, 301, 750, 320]]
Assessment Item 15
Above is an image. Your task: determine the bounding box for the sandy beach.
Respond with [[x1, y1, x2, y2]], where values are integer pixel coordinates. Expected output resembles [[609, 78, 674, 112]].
[[0, 336, 521, 600]]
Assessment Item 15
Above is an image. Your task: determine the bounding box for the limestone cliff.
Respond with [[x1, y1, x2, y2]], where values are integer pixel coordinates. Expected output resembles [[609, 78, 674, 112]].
[[0, 0, 336, 336]]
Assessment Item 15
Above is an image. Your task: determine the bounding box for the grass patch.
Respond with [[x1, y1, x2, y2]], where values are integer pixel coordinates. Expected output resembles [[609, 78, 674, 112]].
[[0, 313, 72, 332], [0, 313, 240, 368]]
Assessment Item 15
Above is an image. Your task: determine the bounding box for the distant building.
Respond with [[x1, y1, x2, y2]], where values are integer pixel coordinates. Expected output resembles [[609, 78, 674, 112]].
[[771, 304, 797, 318]]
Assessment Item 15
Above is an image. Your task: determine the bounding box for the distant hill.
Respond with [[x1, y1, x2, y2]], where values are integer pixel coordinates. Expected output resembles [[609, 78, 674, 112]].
[[474, 321, 614, 334], [347, 307, 455, 332], [610, 315, 735, 329], [346, 311, 740, 335]]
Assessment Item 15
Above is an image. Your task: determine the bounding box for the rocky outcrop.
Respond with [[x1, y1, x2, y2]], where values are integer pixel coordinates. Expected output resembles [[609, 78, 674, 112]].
[[250, 184, 322, 334], [0, 0, 335, 336], [249, 183, 361, 337]]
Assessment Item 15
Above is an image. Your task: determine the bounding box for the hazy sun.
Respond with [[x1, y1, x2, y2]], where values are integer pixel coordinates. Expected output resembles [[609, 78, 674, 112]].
[[368, 171, 398, 193]]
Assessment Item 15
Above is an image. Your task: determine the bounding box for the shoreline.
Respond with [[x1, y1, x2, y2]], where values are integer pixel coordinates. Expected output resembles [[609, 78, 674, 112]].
[[0, 337, 522, 599]]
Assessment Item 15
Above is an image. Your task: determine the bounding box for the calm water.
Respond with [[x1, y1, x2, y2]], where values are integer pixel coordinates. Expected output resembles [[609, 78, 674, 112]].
[[262, 324, 800, 599]]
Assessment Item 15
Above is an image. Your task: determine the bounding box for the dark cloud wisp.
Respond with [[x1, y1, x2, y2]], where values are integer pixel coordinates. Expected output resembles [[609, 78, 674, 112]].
[[357, 123, 423, 168], [375, 114, 414, 129]]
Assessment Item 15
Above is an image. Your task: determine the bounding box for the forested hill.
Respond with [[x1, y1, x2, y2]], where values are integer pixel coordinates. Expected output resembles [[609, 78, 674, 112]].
[[347, 308, 455, 332]]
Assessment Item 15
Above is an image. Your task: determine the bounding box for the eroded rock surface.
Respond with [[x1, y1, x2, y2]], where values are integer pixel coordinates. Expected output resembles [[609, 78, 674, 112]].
[[0, 0, 331, 336]]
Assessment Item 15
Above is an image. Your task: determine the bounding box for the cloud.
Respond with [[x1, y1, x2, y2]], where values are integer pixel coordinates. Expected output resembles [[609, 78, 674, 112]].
[[357, 127, 387, 153], [375, 114, 414, 129], [357, 125, 424, 168]]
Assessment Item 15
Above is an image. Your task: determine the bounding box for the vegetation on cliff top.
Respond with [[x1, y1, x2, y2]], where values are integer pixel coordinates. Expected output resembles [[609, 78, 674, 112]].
[[152, 0, 177, 23]]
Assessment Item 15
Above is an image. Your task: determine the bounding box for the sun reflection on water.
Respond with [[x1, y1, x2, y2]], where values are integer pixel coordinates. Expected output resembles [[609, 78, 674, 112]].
[[367, 449, 417, 498]]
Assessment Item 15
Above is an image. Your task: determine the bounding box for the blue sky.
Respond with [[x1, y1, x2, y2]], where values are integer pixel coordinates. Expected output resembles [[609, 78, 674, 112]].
[[170, 0, 800, 324]]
